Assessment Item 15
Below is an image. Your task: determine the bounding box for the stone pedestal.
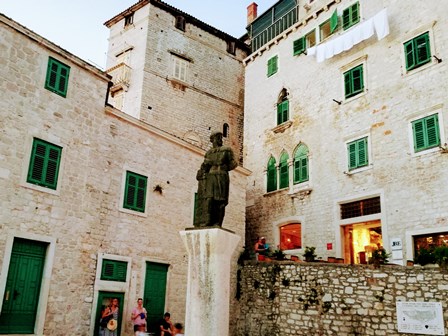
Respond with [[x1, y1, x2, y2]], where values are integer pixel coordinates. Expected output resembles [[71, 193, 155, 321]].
[[180, 227, 240, 336]]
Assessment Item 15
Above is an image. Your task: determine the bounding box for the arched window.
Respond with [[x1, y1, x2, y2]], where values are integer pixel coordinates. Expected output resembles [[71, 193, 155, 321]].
[[277, 89, 289, 125], [280, 223, 302, 250], [279, 151, 289, 189], [293, 144, 309, 184], [267, 156, 277, 192], [223, 123, 229, 138]]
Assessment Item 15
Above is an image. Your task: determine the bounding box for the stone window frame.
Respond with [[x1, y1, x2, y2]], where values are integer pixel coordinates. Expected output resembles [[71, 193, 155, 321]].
[[273, 216, 305, 255], [118, 165, 151, 217]]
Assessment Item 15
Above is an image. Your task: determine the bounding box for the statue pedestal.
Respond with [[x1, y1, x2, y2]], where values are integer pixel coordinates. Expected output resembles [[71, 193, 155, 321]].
[[180, 227, 240, 336]]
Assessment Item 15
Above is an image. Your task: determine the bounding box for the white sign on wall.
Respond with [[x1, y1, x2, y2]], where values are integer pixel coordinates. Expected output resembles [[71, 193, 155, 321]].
[[396, 301, 445, 335], [391, 237, 403, 251]]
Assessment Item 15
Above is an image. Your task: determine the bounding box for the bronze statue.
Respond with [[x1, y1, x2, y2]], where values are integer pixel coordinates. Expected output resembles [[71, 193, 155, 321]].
[[194, 131, 237, 227]]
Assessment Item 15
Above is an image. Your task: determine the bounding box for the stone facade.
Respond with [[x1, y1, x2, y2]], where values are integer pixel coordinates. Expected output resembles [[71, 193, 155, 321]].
[[104, 0, 248, 163], [234, 261, 448, 335], [243, 0, 448, 265], [0, 13, 248, 336]]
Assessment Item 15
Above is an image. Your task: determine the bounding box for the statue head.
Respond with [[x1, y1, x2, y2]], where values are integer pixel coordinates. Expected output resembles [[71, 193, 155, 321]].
[[210, 131, 223, 147]]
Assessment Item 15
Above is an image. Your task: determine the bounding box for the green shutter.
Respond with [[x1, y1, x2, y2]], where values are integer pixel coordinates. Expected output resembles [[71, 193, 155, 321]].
[[123, 171, 147, 212], [330, 9, 339, 33], [348, 142, 357, 170], [342, 2, 360, 30], [348, 138, 368, 170], [277, 100, 289, 125], [27, 139, 62, 190], [279, 153, 289, 189], [293, 145, 309, 184], [405, 32, 431, 71], [101, 260, 128, 282], [267, 157, 277, 192], [358, 138, 368, 166], [293, 37, 305, 55], [45, 57, 70, 97], [412, 114, 440, 152], [267, 56, 278, 77], [344, 65, 364, 98]]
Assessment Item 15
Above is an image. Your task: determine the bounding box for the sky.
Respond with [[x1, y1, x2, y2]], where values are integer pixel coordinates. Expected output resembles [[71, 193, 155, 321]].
[[1, 0, 273, 69]]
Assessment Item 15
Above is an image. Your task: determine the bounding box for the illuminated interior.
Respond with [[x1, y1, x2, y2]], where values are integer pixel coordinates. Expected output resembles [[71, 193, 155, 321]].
[[343, 220, 382, 264], [280, 223, 302, 250]]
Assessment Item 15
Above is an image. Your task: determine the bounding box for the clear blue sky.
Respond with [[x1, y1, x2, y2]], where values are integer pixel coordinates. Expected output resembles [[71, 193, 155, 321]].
[[1, 0, 273, 69]]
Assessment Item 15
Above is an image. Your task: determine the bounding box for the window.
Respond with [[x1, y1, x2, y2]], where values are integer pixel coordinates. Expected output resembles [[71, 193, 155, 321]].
[[347, 137, 368, 170], [293, 144, 309, 184], [223, 123, 229, 138], [344, 64, 364, 99], [280, 223, 302, 250], [414, 232, 448, 257], [267, 55, 278, 77], [173, 57, 188, 82], [279, 152, 289, 189], [226, 41, 236, 55], [123, 171, 147, 212], [27, 138, 62, 190], [320, 10, 338, 41], [175, 16, 186, 31], [412, 114, 440, 152], [342, 2, 360, 30], [340, 197, 380, 219], [267, 156, 277, 192], [293, 31, 315, 56], [277, 89, 289, 125], [404, 32, 431, 71], [101, 259, 128, 282], [45, 57, 70, 97], [124, 13, 134, 27]]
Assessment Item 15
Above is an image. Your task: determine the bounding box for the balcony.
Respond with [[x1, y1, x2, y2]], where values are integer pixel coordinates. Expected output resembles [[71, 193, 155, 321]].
[[106, 62, 131, 92]]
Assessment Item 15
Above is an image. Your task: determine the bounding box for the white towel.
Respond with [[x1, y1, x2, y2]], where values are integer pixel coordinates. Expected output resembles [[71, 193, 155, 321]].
[[373, 8, 389, 40], [307, 46, 316, 56], [316, 44, 326, 62]]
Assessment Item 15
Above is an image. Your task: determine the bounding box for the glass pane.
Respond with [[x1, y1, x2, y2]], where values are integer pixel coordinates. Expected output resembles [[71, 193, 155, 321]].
[[280, 223, 302, 250]]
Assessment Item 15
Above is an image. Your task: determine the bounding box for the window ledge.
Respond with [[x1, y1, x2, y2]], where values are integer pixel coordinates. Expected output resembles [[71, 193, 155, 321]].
[[169, 78, 189, 91], [403, 59, 436, 77], [288, 185, 312, 198], [272, 120, 293, 133], [264, 187, 289, 196], [344, 164, 373, 175], [343, 90, 367, 104], [118, 207, 148, 218]]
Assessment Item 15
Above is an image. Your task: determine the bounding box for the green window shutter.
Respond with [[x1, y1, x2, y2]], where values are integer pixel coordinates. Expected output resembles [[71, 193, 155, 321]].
[[27, 139, 62, 190], [404, 40, 416, 70], [344, 65, 364, 98], [415, 33, 431, 65], [293, 145, 309, 184], [404, 32, 431, 71], [348, 138, 368, 170], [426, 114, 440, 148], [277, 100, 289, 125], [330, 9, 339, 33], [342, 2, 360, 30], [267, 56, 278, 77], [124, 171, 147, 212], [267, 157, 277, 192], [279, 153, 289, 189], [293, 37, 305, 55], [413, 114, 440, 151], [101, 259, 128, 282], [45, 57, 70, 97]]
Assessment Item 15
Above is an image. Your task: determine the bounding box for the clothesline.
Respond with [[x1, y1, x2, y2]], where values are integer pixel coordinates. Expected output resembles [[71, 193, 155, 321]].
[[307, 8, 390, 62]]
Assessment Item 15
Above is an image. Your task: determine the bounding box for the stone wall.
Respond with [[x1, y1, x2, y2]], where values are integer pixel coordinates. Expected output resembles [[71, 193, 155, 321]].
[[232, 262, 448, 336]]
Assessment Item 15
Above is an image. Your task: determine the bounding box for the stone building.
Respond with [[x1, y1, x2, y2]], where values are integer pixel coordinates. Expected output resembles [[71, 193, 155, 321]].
[[243, 0, 448, 266], [0, 2, 248, 335]]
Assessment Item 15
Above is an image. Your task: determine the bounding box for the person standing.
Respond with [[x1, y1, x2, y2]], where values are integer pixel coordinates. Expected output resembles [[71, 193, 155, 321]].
[[131, 298, 147, 335], [100, 298, 119, 336], [255, 237, 268, 260]]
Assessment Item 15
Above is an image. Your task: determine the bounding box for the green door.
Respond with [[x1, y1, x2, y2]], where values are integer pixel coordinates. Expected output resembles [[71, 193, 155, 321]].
[[0, 238, 47, 334], [144, 262, 168, 333], [93, 291, 125, 336]]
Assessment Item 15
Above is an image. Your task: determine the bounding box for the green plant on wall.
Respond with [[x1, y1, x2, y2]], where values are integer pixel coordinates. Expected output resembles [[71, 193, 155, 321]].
[[368, 247, 391, 266], [414, 247, 436, 266], [434, 245, 448, 268]]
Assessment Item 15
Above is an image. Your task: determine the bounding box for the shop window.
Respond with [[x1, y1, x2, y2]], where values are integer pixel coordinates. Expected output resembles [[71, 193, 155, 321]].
[[414, 232, 448, 258], [280, 223, 302, 250]]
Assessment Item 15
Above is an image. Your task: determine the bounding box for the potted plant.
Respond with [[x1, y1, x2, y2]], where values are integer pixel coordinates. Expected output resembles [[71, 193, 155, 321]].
[[272, 248, 286, 261], [414, 247, 436, 266], [434, 245, 448, 269], [368, 247, 391, 267], [303, 246, 317, 262]]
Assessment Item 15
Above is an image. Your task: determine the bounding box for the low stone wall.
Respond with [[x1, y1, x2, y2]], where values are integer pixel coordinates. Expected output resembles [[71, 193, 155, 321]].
[[233, 261, 448, 336]]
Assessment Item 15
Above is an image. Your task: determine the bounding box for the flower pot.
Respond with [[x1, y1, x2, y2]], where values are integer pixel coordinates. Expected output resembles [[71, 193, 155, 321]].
[[291, 255, 299, 261], [258, 254, 265, 261], [327, 257, 336, 263]]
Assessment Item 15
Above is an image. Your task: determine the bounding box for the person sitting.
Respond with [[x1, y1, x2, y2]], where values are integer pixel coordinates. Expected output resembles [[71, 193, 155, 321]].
[[159, 312, 173, 336], [173, 323, 184, 336]]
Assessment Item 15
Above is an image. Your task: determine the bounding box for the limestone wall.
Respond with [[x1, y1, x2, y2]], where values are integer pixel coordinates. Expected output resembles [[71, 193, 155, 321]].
[[233, 262, 448, 336]]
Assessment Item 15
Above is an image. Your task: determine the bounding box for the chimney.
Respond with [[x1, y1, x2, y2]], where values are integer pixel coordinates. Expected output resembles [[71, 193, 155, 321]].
[[247, 2, 258, 25]]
